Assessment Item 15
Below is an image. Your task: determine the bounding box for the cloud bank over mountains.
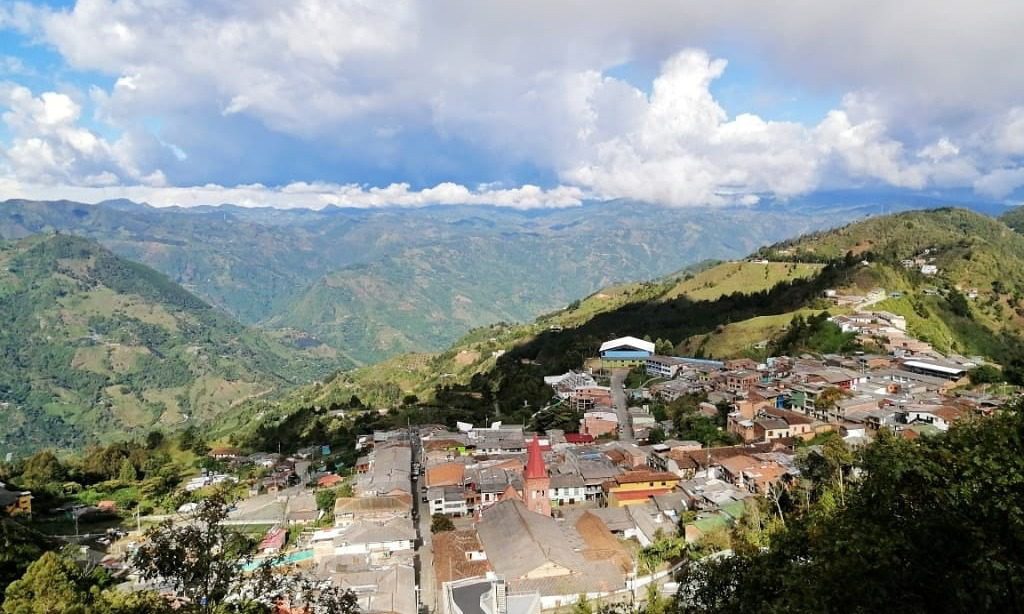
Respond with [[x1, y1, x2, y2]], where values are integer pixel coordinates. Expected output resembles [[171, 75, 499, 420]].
[[1, 0, 1023, 208]]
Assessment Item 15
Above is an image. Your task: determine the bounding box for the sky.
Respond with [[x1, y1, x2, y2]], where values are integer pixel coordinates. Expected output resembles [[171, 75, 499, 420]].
[[1, 1, 1023, 209]]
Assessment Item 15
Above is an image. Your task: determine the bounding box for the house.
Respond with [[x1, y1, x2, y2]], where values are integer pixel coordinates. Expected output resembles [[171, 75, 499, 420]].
[[286, 493, 320, 525], [899, 404, 967, 432], [0, 485, 32, 517], [645, 356, 686, 379], [752, 418, 790, 442], [468, 425, 526, 455], [544, 371, 598, 398], [581, 410, 618, 438], [316, 473, 345, 488], [428, 486, 469, 517], [725, 358, 759, 372], [334, 495, 412, 527], [548, 473, 586, 507], [356, 444, 413, 497], [442, 576, 541, 614], [314, 517, 416, 559], [426, 462, 466, 488], [333, 565, 418, 614], [259, 526, 287, 554], [563, 433, 594, 446], [724, 370, 759, 393], [568, 387, 613, 412], [476, 499, 627, 599], [603, 470, 680, 507], [599, 336, 656, 367], [900, 359, 967, 382], [208, 446, 243, 460], [716, 455, 789, 493]]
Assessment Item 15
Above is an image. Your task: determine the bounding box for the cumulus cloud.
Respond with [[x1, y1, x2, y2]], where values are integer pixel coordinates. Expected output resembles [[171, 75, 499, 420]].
[[0, 1, 1022, 206], [559, 51, 973, 205], [0, 178, 583, 210], [0, 84, 169, 187]]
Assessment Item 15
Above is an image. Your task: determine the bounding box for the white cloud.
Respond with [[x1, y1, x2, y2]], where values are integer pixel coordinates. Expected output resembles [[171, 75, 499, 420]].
[[975, 168, 1024, 199], [0, 84, 169, 186], [0, 178, 584, 210], [559, 50, 962, 206], [0, 1, 1022, 205]]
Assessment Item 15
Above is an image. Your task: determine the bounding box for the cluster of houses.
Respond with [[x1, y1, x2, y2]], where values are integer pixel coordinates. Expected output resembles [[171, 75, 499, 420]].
[[304, 433, 418, 614], [519, 332, 1003, 546], [0, 481, 32, 517], [421, 425, 679, 611]]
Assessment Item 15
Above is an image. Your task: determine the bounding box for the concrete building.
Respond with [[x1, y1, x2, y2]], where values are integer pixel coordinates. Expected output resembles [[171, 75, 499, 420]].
[[599, 336, 656, 368]]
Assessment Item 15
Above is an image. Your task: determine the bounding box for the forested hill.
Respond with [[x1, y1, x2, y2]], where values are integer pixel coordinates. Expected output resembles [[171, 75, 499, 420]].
[[234, 207, 1024, 452], [0, 197, 939, 364], [0, 234, 342, 453]]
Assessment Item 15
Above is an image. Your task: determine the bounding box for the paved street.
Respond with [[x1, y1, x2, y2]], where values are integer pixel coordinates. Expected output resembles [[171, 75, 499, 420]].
[[610, 368, 635, 443], [412, 432, 437, 613]]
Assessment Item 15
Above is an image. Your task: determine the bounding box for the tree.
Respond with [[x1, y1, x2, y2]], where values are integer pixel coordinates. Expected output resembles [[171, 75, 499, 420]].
[[654, 338, 675, 356], [315, 489, 338, 513], [117, 458, 138, 483], [131, 495, 359, 613], [646, 427, 666, 445], [145, 430, 165, 450], [572, 595, 594, 614], [2, 551, 94, 614], [676, 406, 1024, 613], [969, 364, 1004, 385], [947, 288, 972, 318], [0, 520, 53, 599], [19, 451, 65, 489], [431, 513, 455, 533]]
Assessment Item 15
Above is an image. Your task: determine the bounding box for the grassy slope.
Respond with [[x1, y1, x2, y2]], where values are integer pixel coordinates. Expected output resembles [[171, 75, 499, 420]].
[[0, 234, 342, 453], [0, 199, 868, 365], [273, 260, 821, 409], [661, 261, 824, 301], [756, 207, 1024, 357]]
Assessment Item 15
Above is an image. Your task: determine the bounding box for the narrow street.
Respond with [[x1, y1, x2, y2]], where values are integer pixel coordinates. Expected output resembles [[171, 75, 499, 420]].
[[610, 368, 635, 443], [411, 430, 436, 613]]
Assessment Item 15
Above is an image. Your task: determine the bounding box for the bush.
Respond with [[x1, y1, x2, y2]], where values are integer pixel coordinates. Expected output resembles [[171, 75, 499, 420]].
[[431, 513, 455, 533]]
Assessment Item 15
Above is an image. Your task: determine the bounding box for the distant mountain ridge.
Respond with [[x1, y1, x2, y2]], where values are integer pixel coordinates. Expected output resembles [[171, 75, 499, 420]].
[[0, 195, 984, 363], [251, 206, 1024, 435], [0, 234, 340, 453]]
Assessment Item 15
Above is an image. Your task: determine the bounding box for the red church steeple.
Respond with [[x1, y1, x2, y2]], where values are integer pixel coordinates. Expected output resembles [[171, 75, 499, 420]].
[[525, 435, 547, 479], [523, 435, 551, 516]]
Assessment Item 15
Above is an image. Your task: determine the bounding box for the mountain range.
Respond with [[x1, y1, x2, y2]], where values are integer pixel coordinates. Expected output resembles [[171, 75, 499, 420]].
[[0, 234, 337, 453], [4, 198, 1024, 453], [261, 206, 1024, 439], [0, 195, 986, 364]]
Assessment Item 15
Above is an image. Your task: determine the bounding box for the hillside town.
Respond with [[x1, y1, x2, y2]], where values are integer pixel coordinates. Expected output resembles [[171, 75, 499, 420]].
[[3, 287, 1006, 614]]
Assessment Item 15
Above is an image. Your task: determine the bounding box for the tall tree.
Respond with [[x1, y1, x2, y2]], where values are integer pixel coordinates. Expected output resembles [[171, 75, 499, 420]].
[[675, 406, 1024, 613], [131, 496, 358, 613]]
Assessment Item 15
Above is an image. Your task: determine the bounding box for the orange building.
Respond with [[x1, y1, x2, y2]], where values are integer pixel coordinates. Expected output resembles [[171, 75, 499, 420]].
[[603, 470, 679, 507]]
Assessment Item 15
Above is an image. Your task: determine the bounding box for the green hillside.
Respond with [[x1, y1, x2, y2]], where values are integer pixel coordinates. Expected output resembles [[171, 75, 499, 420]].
[[660, 261, 824, 302], [0, 234, 343, 453], [236, 207, 1024, 452], [0, 199, 907, 364], [237, 259, 820, 420]]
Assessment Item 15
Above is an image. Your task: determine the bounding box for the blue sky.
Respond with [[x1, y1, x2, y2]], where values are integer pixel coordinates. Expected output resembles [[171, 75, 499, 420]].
[[0, 1, 1022, 208]]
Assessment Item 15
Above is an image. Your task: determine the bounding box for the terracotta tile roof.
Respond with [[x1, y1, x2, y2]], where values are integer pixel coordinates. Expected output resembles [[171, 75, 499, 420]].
[[426, 462, 465, 487], [613, 470, 678, 485]]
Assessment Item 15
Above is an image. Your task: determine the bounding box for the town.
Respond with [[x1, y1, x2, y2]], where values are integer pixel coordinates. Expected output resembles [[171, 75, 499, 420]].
[[1, 294, 1004, 613]]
